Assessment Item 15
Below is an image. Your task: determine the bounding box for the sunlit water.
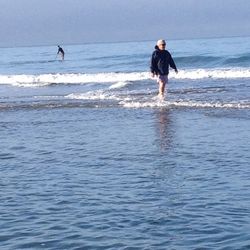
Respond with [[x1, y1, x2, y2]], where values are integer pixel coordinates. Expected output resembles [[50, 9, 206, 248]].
[[0, 37, 250, 249]]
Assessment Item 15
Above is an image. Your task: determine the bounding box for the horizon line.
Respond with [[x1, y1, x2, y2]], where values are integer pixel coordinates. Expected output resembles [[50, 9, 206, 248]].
[[0, 34, 250, 49]]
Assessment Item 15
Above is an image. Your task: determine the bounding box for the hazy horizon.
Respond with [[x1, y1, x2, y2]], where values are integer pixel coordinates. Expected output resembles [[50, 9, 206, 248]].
[[1, 0, 250, 47], [2, 34, 250, 49]]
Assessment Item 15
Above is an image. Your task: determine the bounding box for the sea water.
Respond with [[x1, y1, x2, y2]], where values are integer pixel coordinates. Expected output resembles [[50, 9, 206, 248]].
[[0, 37, 250, 249]]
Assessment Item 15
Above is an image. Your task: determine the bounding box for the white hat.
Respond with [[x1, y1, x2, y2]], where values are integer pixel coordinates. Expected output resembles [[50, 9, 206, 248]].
[[157, 39, 166, 46]]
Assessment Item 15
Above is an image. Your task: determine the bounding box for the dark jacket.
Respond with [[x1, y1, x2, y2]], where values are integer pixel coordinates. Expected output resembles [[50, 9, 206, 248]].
[[150, 49, 177, 75], [57, 46, 64, 54]]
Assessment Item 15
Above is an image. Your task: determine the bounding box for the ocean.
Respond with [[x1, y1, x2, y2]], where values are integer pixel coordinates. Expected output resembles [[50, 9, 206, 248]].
[[0, 36, 250, 249]]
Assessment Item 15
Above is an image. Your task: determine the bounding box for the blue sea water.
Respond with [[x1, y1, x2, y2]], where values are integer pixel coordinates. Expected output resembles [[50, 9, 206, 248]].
[[0, 36, 250, 249]]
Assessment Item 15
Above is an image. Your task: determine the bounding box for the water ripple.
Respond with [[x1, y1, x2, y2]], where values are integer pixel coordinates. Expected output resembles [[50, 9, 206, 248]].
[[1, 107, 250, 249]]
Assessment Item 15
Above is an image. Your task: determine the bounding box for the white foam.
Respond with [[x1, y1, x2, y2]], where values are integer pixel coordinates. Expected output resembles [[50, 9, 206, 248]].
[[120, 100, 250, 109], [0, 72, 150, 87], [171, 68, 250, 80], [66, 91, 122, 101], [1, 68, 250, 87], [109, 81, 131, 89]]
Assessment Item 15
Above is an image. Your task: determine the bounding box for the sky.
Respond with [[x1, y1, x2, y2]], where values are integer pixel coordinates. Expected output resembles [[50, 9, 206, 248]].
[[0, 0, 250, 47]]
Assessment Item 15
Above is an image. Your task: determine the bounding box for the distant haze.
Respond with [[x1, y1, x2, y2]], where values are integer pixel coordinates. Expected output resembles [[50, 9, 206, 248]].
[[0, 0, 250, 47]]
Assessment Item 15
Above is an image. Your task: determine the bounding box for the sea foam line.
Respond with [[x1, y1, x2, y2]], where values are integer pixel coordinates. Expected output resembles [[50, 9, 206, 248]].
[[66, 89, 250, 109], [1, 68, 250, 87], [120, 100, 250, 109], [172, 68, 250, 79], [0, 72, 149, 87]]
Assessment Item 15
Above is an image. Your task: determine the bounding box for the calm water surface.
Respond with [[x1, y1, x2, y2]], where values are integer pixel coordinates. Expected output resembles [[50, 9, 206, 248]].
[[1, 106, 250, 250]]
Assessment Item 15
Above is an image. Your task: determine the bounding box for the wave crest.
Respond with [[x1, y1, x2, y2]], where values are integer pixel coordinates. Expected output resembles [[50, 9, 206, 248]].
[[0, 72, 149, 87], [1, 68, 250, 87]]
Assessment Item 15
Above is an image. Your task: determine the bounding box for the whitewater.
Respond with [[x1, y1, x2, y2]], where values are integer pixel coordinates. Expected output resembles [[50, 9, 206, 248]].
[[1, 68, 250, 87], [0, 67, 249, 109]]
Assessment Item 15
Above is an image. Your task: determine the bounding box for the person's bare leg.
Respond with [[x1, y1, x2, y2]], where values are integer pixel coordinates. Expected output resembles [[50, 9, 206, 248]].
[[158, 80, 165, 98]]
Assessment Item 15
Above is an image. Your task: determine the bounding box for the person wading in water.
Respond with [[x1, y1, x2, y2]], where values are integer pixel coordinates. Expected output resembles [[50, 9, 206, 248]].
[[150, 39, 178, 99], [57, 45, 65, 61]]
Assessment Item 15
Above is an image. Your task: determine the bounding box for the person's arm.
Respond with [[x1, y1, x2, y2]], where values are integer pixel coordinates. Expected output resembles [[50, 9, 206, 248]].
[[150, 52, 157, 76], [169, 53, 178, 73]]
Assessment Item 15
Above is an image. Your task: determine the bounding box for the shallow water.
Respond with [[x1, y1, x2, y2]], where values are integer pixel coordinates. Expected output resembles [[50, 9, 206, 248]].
[[1, 106, 250, 249]]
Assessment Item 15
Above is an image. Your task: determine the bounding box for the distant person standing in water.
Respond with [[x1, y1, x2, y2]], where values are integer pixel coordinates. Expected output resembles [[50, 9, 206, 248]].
[[150, 39, 178, 99], [57, 45, 65, 61]]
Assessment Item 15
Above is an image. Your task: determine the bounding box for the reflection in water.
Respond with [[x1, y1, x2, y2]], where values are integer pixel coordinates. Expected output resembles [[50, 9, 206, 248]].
[[152, 108, 181, 210], [154, 108, 173, 152]]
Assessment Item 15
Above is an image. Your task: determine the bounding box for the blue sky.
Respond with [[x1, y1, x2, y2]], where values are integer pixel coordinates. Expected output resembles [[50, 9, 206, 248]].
[[0, 0, 250, 47]]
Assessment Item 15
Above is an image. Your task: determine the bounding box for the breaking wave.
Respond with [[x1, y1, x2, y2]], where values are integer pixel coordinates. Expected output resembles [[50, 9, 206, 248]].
[[1, 68, 250, 87], [0, 72, 149, 87]]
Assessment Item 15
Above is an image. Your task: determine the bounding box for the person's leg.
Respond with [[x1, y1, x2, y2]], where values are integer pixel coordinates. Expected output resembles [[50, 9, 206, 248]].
[[157, 75, 168, 98], [158, 80, 165, 97]]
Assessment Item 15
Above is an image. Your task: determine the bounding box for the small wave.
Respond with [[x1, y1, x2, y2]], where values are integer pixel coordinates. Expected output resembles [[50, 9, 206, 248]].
[[0, 72, 149, 87], [1, 68, 250, 87], [172, 68, 250, 80], [120, 100, 250, 109], [224, 54, 250, 66], [10, 60, 58, 66], [1, 98, 249, 111], [176, 55, 223, 67], [65, 88, 250, 110], [0, 100, 89, 111], [176, 54, 250, 67]]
